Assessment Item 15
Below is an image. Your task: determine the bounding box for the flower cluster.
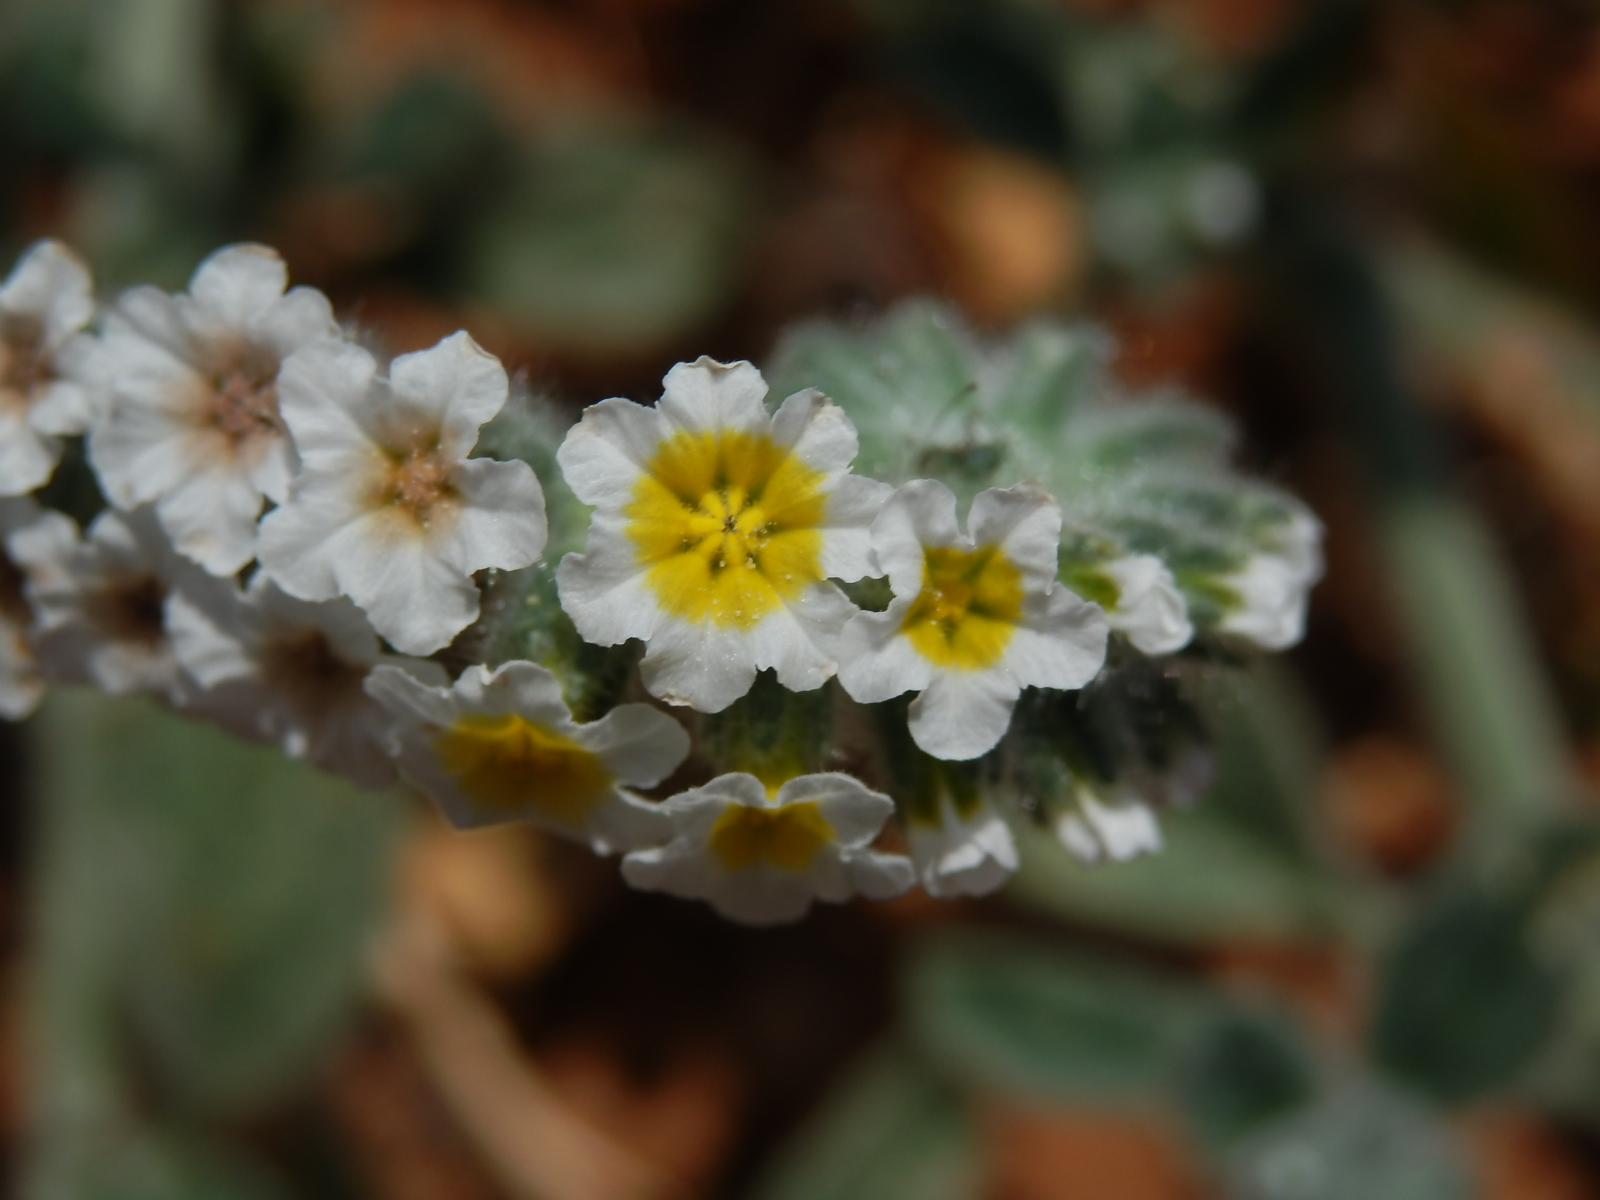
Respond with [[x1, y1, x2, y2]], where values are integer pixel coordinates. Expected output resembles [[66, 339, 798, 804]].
[[0, 241, 1322, 925]]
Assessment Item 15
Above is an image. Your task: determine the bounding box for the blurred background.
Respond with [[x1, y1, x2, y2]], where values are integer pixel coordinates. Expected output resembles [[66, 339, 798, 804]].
[[8, 0, 1600, 1196]]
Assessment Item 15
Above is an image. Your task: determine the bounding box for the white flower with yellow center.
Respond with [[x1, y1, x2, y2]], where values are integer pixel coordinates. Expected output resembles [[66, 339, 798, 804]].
[[0, 240, 96, 497], [88, 244, 339, 575], [838, 480, 1108, 761], [364, 660, 688, 853], [620, 771, 913, 925], [556, 357, 890, 713], [0, 496, 73, 717], [167, 575, 448, 787], [257, 332, 547, 656], [906, 794, 1019, 897], [7, 506, 204, 696]]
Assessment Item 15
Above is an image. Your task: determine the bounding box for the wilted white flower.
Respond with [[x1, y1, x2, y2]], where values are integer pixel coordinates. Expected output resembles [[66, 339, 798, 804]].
[[167, 574, 447, 787], [621, 771, 913, 925], [838, 480, 1108, 760], [0, 240, 96, 496], [1055, 788, 1164, 865], [88, 244, 339, 575], [907, 793, 1018, 897], [366, 660, 687, 852], [0, 496, 72, 717], [258, 332, 546, 656], [556, 357, 889, 713], [8, 506, 203, 696]]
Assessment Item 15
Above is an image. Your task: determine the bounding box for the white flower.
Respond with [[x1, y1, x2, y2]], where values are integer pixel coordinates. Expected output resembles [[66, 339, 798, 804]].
[[555, 357, 890, 713], [837, 480, 1108, 761], [7, 506, 203, 696], [1216, 553, 1312, 650], [1097, 554, 1193, 655], [0, 240, 96, 496], [907, 793, 1018, 897], [1055, 788, 1164, 865], [620, 771, 913, 925], [365, 660, 688, 852], [257, 332, 546, 656], [88, 244, 340, 575], [167, 574, 448, 787], [0, 496, 72, 717]]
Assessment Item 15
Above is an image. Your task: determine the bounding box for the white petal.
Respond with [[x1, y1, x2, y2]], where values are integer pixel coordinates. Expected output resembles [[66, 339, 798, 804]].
[[455, 660, 573, 726], [744, 584, 852, 693], [969, 483, 1062, 586], [772, 389, 858, 475], [1217, 554, 1309, 649], [555, 526, 664, 647], [778, 772, 895, 846], [820, 474, 892, 582], [153, 462, 266, 575], [1102, 555, 1192, 655], [187, 244, 288, 330], [1083, 793, 1163, 861], [907, 669, 1019, 760], [841, 850, 916, 900], [274, 339, 381, 470], [836, 602, 933, 704], [28, 378, 96, 438], [0, 240, 94, 348], [364, 662, 459, 730], [248, 286, 336, 359], [387, 332, 508, 456], [447, 456, 547, 573], [907, 798, 1018, 897], [578, 703, 690, 788], [637, 617, 758, 712], [166, 576, 253, 686], [255, 476, 361, 601], [555, 398, 668, 509], [331, 514, 481, 655], [658, 357, 770, 435], [872, 480, 961, 597], [1002, 588, 1108, 691], [0, 410, 59, 496]]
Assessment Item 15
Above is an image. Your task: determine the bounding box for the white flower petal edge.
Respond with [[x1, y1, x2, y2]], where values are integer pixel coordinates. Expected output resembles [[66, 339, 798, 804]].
[[8, 506, 205, 696], [87, 243, 340, 574], [258, 333, 547, 655], [365, 660, 687, 853], [620, 771, 914, 926], [1055, 790, 1164, 865], [0, 496, 71, 717], [838, 480, 1109, 760], [906, 794, 1019, 898], [0, 240, 97, 496], [167, 574, 448, 787], [556, 357, 891, 713], [1101, 554, 1193, 655], [1216, 554, 1311, 650]]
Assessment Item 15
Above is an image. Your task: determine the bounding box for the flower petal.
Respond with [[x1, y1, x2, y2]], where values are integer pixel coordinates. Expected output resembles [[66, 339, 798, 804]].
[[907, 669, 1018, 760], [658, 357, 770, 435]]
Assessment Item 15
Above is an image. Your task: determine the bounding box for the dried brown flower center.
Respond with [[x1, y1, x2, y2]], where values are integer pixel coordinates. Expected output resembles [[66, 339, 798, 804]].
[[385, 447, 457, 525], [0, 552, 30, 627], [0, 314, 52, 409], [87, 574, 167, 646], [261, 629, 367, 717]]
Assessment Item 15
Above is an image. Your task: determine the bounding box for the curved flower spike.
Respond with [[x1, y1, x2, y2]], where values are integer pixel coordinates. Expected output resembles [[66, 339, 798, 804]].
[[366, 660, 688, 854], [556, 357, 890, 713], [838, 480, 1108, 760], [89, 244, 338, 574], [0, 240, 96, 497], [258, 332, 546, 656], [621, 771, 913, 925]]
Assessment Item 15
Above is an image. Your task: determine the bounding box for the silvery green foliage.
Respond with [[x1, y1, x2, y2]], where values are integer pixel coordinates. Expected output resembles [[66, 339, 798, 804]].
[[766, 299, 1319, 630]]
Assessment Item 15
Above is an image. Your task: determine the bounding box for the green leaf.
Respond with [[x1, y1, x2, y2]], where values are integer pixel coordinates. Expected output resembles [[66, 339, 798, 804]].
[[1226, 1083, 1472, 1200], [31, 689, 405, 1120], [905, 929, 1210, 1105], [463, 125, 754, 353], [1008, 806, 1331, 946], [1372, 891, 1560, 1104], [1178, 1010, 1314, 1152], [747, 1044, 979, 1200]]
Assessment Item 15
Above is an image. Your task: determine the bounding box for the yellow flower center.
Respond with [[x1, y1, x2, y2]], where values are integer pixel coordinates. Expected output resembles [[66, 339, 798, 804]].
[[901, 544, 1023, 670], [625, 430, 826, 629], [433, 713, 614, 825], [708, 799, 835, 872]]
